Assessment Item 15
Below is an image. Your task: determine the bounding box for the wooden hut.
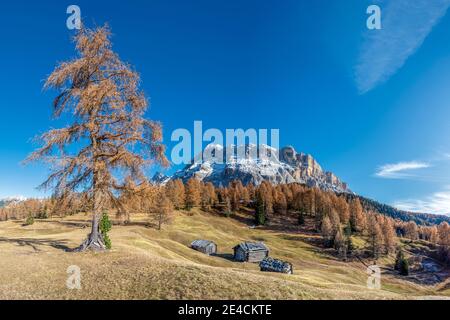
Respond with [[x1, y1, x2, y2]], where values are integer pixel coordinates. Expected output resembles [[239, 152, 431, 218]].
[[233, 242, 269, 262], [191, 240, 217, 255], [259, 257, 293, 274]]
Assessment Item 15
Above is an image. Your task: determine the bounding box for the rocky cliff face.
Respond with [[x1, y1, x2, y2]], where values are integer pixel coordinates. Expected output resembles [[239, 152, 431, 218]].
[[158, 144, 350, 193], [279, 146, 349, 192]]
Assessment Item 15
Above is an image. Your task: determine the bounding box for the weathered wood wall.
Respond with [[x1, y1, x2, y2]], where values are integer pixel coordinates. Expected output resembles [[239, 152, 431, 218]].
[[248, 250, 268, 263]]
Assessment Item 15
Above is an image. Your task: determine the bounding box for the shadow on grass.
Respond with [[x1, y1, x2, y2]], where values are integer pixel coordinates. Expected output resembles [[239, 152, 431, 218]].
[[36, 219, 150, 228], [230, 213, 255, 227], [34, 220, 90, 229], [214, 253, 236, 262], [0, 237, 71, 252], [118, 221, 152, 228]]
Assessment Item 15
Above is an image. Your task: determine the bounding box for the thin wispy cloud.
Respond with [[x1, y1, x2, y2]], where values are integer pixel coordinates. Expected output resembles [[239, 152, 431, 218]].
[[375, 161, 430, 179], [355, 0, 450, 93], [393, 186, 450, 215]]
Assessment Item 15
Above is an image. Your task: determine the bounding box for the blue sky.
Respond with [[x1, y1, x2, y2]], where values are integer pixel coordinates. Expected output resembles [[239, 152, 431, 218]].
[[1, 0, 450, 214]]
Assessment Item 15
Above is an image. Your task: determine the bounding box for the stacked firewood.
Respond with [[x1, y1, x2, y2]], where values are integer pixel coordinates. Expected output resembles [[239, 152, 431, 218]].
[[259, 257, 293, 274]]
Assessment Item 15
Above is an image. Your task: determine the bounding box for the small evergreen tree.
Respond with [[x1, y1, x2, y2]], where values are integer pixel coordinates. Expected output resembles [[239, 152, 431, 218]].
[[25, 215, 35, 226], [395, 249, 403, 270], [223, 196, 232, 218], [394, 248, 409, 275], [298, 212, 305, 225], [344, 222, 352, 237], [399, 258, 409, 276], [99, 212, 112, 249], [346, 236, 354, 254], [255, 191, 266, 226]]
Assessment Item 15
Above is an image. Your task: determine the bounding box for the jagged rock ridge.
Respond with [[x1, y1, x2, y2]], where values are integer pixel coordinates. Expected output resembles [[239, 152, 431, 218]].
[[155, 144, 351, 193]]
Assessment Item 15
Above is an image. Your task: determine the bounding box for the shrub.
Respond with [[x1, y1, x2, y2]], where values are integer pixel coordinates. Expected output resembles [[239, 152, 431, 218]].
[[103, 233, 112, 250], [223, 197, 232, 218], [395, 249, 409, 276], [25, 216, 34, 226], [346, 236, 354, 253], [395, 249, 404, 270], [399, 258, 409, 276], [298, 213, 305, 225], [99, 212, 112, 249], [37, 210, 48, 219], [255, 192, 266, 226], [344, 222, 352, 237], [438, 246, 450, 266]]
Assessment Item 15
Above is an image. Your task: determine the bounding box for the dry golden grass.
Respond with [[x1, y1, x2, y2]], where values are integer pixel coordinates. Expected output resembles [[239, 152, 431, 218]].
[[0, 209, 448, 300]]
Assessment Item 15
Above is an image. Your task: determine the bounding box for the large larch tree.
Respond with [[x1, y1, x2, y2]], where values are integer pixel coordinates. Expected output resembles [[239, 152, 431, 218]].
[[26, 26, 168, 251]]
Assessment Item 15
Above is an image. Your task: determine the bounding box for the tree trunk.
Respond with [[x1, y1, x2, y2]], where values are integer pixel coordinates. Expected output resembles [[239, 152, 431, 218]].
[[74, 212, 106, 252], [73, 133, 107, 252], [74, 174, 107, 251]]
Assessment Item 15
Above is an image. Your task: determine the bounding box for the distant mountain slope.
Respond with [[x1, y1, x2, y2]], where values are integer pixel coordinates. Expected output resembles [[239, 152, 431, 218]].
[[156, 144, 448, 226], [163, 144, 351, 193], [342, 193, 450, 226], [0, 197, 27, 208]]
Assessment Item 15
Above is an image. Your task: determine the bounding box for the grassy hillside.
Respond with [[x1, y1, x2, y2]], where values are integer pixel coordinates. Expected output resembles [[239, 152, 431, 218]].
[[0, 209, 448, 300]]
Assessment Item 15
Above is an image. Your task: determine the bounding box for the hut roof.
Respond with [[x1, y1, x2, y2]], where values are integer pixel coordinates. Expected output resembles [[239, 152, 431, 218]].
[[191, 240, 215, 248], [234, 242, 268, 252]]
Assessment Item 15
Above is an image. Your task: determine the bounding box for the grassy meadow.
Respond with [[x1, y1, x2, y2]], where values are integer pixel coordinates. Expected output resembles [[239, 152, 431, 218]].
[[0, 209, 449, 300]]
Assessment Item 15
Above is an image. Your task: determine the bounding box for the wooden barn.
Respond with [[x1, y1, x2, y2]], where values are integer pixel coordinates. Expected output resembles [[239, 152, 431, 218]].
[[233, 242, 269, 262], [191, 240, 217, 255], [259, 257, 293, 274]]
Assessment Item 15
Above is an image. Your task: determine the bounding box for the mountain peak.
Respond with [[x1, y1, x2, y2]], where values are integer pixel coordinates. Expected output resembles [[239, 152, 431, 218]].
[[151, 172, 170, 184], [162, 144, 350, 193]]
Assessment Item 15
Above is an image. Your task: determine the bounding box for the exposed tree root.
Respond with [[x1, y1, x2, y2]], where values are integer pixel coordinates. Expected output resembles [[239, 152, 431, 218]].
[[73, 232, 106, 252]]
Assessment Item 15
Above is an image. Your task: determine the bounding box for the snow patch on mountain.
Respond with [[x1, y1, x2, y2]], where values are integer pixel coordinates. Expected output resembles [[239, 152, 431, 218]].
[[0, 196, 28, 208], [156, 144, 351, 193]]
